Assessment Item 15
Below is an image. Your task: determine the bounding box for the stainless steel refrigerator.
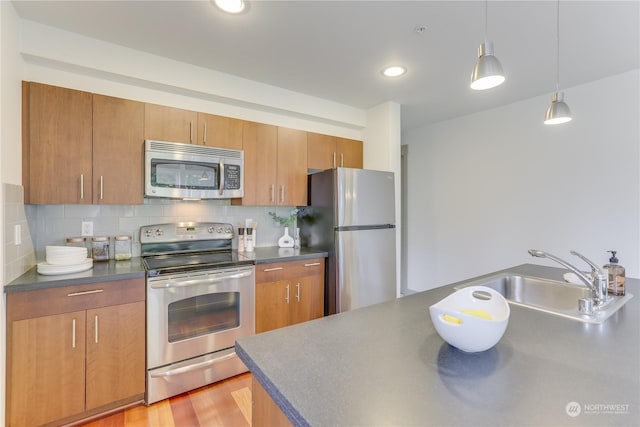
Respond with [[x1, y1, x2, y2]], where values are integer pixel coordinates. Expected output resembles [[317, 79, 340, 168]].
[[298, 167, 397, 314]]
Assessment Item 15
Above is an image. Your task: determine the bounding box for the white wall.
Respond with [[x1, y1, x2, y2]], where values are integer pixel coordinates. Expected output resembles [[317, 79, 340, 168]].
[[0, 2, 24, 424], [405, 70, 640, 291]]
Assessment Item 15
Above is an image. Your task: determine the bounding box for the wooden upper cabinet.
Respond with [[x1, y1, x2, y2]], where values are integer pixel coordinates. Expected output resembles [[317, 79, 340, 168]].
[[144, 103, 197, 144], [277, 127, 307, 206], [23, 82, 93, 204], [307, 132, 363, 170], [197, 113, 243, 149], [93, 95, 144, 204], [307, 132, 336, 170], [240, 121, 278, 205], [237, 123, 307, 206], [337, 137, 363, 169]]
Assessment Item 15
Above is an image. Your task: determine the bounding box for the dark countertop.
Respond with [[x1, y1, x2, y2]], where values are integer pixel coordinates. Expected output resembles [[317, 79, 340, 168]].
[[5, 247, 328, 292], [236, 263, 640, 426]]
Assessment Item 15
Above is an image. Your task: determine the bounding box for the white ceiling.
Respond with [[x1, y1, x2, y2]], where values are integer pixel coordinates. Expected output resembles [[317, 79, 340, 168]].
[[11, 0, 640, 131]]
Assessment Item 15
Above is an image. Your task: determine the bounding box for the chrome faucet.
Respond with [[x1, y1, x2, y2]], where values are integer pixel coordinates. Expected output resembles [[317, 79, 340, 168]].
[[528, 249, 608, 314]]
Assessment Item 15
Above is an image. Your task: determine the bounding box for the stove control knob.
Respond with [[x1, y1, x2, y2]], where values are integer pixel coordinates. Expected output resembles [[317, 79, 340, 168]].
[[225, 226, 233, 233], [145, 229, 153, 238], [207, 226, 215, 233], [155, 228, 164, 236], [216, 226, 223, 233]]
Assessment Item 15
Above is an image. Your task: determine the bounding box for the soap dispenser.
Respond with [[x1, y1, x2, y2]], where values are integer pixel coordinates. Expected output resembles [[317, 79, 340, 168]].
[[603, 251, 626, 296]]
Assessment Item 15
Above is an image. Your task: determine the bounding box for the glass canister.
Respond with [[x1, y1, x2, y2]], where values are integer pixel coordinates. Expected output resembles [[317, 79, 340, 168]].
[[91, 236, 110, 261], [66, 237, 89, 257], [114, 235, 132, 261]]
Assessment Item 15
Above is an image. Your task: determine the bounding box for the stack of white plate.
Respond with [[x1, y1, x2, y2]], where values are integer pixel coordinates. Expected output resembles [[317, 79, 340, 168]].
[[38, 246, 93, 275]]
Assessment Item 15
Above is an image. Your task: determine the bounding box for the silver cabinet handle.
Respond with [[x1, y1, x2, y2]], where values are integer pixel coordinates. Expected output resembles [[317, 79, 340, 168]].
[[67, 289, 104, 297], [189, 121, 193, 143], [304, 262, 321, 267], [150, 352, 237, 378], [94, 315, 99, 344], [100, 176, 104, 200], [203, 122, 207, 145], [340, 153, 344, 167], [263, 267, 283, 272], [296, 282, 301, 302], [80, 174, 84, 199], [280, 185, 285, 205], [72, 318, 76, 349], [333, 152, 336, 169], [285, 283, 290, 304], [270, 184, 275, 203]]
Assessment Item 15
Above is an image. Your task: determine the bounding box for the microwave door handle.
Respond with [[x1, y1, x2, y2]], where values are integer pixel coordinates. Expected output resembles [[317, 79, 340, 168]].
[[218, 160, 225, 196], [149, 270, 253, 289]]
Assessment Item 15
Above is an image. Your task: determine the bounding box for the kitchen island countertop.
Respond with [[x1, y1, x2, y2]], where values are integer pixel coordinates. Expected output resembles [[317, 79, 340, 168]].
[[236, 263, 639, 426]]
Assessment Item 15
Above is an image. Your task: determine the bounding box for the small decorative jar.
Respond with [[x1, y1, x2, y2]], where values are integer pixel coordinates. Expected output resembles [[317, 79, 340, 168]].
[[66, 237, 89, 257], [91, 236, 110, 261], [114, 235, 132, 261]]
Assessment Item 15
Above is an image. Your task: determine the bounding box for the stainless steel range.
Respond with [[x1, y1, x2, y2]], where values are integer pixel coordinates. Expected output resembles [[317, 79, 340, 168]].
[[141, 222, 255, 404]]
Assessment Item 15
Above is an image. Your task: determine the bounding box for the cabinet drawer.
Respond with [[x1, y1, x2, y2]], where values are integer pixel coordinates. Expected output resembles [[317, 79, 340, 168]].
[[7, 278, 145, 321], [256, 258, 324, 282]]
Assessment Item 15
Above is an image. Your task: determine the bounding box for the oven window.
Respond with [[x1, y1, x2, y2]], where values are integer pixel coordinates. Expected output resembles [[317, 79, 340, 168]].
[[167, 292, 240, 342], [151, 159, 218, 190]]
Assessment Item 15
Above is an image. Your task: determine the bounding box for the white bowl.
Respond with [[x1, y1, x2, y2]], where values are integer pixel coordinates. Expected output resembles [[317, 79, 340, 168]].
[[429, 286, 510, 352]]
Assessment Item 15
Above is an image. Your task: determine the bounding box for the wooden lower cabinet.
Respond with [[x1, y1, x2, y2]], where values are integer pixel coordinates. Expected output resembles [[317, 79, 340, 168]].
[[255, 258, 324, 333], [6, 279, 145, 427], [252, 377, 294, 427]]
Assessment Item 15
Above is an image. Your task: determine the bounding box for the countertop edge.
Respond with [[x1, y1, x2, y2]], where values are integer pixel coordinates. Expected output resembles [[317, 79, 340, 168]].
[[235, 342, 309, 427]]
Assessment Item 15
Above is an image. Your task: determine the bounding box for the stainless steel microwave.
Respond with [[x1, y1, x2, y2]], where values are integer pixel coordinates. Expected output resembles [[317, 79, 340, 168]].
[[144, 140, 244, 199]]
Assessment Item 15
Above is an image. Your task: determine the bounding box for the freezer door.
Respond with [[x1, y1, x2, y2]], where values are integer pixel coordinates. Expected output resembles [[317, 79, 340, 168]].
[[335, 227, 397, 312], [337, 168, 395, 227]]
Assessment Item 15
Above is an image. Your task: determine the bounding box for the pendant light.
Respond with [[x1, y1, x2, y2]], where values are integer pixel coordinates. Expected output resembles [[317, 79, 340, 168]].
[[470, 0, 505, 90], [544, 0, 572, 125]]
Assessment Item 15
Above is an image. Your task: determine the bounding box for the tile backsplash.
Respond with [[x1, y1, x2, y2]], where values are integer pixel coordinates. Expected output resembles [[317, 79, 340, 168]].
[[4, 183, 36, 283], [7, 191, 297, 270]]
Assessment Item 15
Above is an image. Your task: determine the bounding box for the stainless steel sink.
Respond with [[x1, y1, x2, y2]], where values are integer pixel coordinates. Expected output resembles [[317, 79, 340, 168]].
[[454, 273, 633, 324]]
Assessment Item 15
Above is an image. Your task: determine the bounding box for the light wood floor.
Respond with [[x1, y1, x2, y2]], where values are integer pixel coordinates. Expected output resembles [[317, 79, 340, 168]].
[[79, 373, 252, 427]]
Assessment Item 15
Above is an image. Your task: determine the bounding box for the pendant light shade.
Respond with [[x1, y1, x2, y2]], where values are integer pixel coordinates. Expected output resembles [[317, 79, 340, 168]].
[[544, 92, 572, 125], [470, 41, 505, 90], [470, 0, 505, 90], [544, 0, 572, 125]]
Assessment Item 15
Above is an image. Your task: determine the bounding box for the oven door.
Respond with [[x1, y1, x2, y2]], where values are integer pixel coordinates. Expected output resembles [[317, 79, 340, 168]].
[[147, 265, 255, 369]]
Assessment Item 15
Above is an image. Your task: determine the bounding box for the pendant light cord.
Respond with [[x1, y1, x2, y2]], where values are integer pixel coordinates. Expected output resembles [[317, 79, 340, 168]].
[[484, 0, 488, 41], [555, 0, 560, 93]]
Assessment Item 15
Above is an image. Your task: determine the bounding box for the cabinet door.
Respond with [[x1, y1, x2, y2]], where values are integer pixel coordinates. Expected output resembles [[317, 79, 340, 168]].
[[93, 95, 145, 204], [86, 301, 146, 410], [256, 280, 291, 333], [337, 137, 363, 169], [197, 112, 243, 149], [307, 132, 336, 170], [241, 121, 278, 205], [9, 311, 86, 427], [144, 103, 197, 144], [290, 275, 324, 326], [24, 82, 93, 204], [276, 127, 308, 206]]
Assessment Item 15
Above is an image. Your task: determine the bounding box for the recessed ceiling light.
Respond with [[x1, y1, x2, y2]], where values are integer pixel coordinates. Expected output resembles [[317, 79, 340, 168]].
[[382, 66, 406, 78], [214, 0, 246, 14]]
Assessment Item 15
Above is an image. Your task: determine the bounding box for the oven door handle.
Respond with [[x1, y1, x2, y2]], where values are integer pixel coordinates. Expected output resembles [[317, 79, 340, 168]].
[[149, 269, 253, 289], [150, 351, 238, 378]]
